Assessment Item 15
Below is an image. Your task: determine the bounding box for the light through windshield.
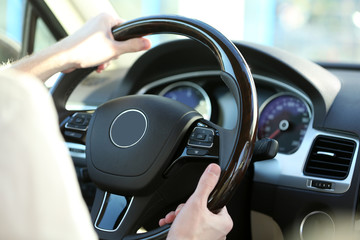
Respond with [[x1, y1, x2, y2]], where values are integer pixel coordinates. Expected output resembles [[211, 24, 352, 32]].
[[109, 0, 360, 64]]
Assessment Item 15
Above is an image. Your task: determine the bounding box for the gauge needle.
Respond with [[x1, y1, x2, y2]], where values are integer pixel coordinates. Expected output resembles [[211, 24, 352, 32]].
[[269, 129, 280, 139]]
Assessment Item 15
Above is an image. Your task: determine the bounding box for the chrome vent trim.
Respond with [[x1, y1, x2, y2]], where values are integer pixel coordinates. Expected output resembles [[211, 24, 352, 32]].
[[304, 136, 356, 180]]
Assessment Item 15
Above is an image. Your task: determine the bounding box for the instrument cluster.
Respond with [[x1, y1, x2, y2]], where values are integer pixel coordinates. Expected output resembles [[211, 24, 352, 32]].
[[258, 93, 311, 154], [157, 77, 312, 155]]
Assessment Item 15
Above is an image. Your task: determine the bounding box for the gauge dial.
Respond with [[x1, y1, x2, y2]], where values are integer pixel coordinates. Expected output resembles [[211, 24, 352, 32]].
[[258, 93, 311, 154], [159, 81, 212, 120]]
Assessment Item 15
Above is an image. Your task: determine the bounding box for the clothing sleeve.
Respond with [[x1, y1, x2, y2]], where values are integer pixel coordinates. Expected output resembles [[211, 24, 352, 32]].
[[0, 69, 98, 240]]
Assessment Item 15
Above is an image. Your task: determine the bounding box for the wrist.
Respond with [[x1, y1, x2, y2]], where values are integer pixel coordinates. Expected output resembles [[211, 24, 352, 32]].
[[53, 37, 81, 71], [10, 41, 76, 82]]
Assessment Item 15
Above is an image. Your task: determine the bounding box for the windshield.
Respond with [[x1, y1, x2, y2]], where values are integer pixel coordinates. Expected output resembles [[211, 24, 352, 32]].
[[108, 0, 360, 65], [43, 0, 360, 65]]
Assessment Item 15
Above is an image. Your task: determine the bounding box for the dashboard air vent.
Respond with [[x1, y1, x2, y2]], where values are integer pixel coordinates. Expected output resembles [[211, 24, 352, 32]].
[[304, 136, 356, 180]]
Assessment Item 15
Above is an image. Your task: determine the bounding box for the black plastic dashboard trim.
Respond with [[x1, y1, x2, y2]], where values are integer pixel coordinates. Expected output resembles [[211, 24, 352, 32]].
[[121, 39, 341, 129]]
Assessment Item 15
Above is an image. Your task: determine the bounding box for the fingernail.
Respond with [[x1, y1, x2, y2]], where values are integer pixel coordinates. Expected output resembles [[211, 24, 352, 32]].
[[207, 164, 220, 177], [142, 38, 151, 50]]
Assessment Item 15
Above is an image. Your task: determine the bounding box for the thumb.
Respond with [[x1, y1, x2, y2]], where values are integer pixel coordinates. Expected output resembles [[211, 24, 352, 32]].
[[115, 38, 151, 55], [193, 163, 221, 205]]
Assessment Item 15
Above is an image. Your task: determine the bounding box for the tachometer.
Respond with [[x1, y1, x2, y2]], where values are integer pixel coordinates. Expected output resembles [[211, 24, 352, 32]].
[[258, 93, 311, 154], [159, 81, 212, 120]]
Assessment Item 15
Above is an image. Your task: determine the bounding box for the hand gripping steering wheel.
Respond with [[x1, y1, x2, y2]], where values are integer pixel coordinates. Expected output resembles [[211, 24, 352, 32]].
[[51, 15, 258, 240]]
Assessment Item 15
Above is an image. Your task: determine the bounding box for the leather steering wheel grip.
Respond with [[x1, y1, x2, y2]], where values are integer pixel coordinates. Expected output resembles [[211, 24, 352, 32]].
[[112, 15, 258, 211]]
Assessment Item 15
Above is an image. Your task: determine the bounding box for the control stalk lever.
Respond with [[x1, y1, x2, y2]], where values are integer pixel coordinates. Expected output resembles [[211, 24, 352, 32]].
[[252, 138, 278, 162]]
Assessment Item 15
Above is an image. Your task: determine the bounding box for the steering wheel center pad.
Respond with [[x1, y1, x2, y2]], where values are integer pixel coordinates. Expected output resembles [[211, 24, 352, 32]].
[[86, 95, 202, 195]]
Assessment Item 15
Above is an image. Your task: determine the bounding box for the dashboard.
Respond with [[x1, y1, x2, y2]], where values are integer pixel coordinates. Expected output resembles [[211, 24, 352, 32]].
[[132, 68, 358, 195], [63, 39, 360, 239], [138, 72, 312, 155]]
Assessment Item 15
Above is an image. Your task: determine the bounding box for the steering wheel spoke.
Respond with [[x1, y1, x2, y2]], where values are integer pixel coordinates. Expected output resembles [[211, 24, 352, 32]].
[[61, 111, 93, 144], [163, 121, 220, 176], [91, 189, 170, 239]]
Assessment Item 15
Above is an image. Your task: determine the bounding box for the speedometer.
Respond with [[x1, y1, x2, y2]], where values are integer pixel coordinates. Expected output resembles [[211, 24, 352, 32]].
[[159, 81, 212, 120], [258, 93, 311, 154]]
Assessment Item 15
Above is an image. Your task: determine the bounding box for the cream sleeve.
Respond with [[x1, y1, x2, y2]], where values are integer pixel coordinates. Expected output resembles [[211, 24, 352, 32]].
[[0, 69, 98, 240]]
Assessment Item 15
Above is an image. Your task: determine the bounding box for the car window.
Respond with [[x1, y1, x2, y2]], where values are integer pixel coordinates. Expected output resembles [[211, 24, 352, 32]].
[[0, 0, 24, 63], [0, 0, 57, 63], [33, 17, 59, 88], [33, 17, 57, 53]]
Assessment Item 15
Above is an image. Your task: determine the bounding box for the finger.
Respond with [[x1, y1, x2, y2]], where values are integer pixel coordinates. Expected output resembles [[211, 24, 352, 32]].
[[97, 12, 124, 28], [97, 62, 110, 73], [175, 203, 185, 216], [165, 211, 176, 224], [111, 17, 125, 27], [193, 163, 221, 205], [159, 218, 166, 227], [62, 68, 76, 74], [96, 64, 106, 73], [115, 38, 151, 55], [108, 17, 124, 41], [159, 211, 176, 227]]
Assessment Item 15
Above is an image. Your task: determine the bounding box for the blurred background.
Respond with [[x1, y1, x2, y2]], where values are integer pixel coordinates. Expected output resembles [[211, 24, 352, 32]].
[[2, 0, 360, 65]]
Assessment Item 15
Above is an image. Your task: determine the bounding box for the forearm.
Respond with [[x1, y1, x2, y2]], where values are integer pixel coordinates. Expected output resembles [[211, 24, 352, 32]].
[[10, 42, 74, 82], [7, 13, 150, 82]]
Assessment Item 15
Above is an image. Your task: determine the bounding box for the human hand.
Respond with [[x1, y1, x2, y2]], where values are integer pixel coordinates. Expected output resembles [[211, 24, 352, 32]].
[[10, 13, 151, 81], [60, 13, 151, 73], [160, 163, 233, 240]]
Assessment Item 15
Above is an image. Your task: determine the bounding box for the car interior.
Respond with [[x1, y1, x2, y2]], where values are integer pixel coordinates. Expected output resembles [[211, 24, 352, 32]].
[[1, 0, 360, 239]]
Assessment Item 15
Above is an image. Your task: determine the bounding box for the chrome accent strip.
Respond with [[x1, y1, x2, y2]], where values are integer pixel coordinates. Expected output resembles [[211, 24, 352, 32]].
[[64, 112, 90, 132], [94, 192, 134, 232], [66, 142, 86, 159], [138, 228, 170, 240], [300, 211, 335, 240], [65, 123, 88, 131], [136, 70, 222, 95], [94, 191, 109, 231], [258, 91, 313, 120], [66, 105, 97, 111], [253, 73, 312, 105], [316, 151, 335, 157], [306, 179, 334, 191], [257, 91, 312, 154], [187, 127, 215, 148], [109, 109, 148, 148], [158, 81, 212, 120]]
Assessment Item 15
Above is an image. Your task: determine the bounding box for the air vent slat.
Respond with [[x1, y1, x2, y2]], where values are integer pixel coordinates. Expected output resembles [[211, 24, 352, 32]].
[[304, 136, 356, 180], [307, 166, 347, 174], [315, 145, 353, 153], [309, 159, 349, 168], [317, 138, 354, 148]]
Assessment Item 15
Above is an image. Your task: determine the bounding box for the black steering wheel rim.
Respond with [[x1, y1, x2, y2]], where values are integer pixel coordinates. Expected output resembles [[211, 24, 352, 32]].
[[51, 15, 258, 240]]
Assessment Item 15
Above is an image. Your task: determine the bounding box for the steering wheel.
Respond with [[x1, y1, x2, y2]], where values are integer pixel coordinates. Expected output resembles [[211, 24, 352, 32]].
[[51, 15, 258, 240]]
